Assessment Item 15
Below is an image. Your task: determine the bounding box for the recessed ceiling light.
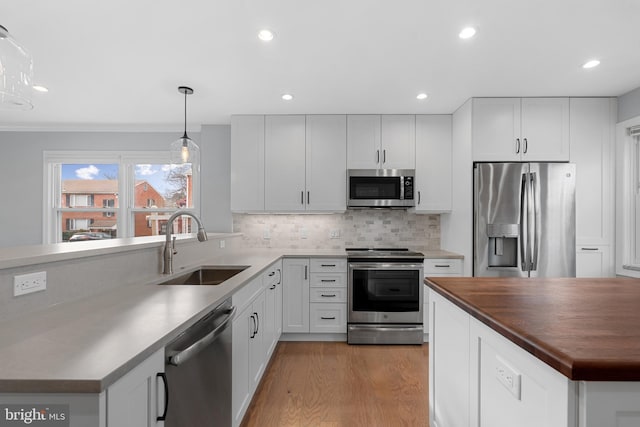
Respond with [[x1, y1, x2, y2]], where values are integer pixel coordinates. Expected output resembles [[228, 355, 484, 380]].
[[416, 93, 428, 100], [459, 27, 476, 39], [282, 94, 293, 101], [258, 29, 275, 42], [33, 85, 49, 92], [582, 59, 600, 69]]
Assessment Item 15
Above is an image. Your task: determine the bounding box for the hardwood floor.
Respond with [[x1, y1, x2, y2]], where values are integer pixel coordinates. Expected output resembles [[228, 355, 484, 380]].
[[240, 342, 429, 427]]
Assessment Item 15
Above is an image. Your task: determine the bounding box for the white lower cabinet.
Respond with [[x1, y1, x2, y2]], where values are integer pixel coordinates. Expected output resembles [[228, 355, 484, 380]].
[[106, 348, 165, 427], [423, 258, 463, 341], [282, 258, 310, 333], [283, 257, 347, 335], [232, 261, 282, 427]]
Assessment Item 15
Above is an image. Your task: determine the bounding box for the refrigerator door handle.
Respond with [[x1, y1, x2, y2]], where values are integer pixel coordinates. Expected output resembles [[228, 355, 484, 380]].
[[520, 173, 529, 272], [530, 172, 539, 271]]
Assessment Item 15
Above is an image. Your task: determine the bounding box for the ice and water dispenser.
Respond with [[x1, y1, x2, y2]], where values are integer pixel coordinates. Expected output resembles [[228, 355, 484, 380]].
[[486, 223, 519, 268]]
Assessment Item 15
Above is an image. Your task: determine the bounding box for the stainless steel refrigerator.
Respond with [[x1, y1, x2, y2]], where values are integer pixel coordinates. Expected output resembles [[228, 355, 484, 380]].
[[473, 162, 576, 277]]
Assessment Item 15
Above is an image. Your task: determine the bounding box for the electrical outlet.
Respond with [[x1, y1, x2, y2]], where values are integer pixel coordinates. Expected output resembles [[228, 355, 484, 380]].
[[263, 227, 271, 240], [14, 271, 47, 297], [219, 239, 226, 248], [300, 228, 308, 239], [330, 229, 341, 239], [495, 356, 521, 400]]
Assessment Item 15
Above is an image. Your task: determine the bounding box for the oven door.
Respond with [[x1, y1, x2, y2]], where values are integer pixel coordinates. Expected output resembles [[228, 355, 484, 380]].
[[348, 262, 424, 324]]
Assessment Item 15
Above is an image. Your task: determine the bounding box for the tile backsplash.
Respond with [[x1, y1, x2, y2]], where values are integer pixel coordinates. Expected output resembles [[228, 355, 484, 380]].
[[233, 211, 440, 251]]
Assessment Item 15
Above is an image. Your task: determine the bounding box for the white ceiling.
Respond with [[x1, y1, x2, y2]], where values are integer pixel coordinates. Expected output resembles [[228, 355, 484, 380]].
[[2, 0, 639, 129]]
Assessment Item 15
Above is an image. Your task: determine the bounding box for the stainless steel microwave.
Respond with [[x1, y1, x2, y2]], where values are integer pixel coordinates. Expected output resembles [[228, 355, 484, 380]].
[[347, 169, 415, 208]]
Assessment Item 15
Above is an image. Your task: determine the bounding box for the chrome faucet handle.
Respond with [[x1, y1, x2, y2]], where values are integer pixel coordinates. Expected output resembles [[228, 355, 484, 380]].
[[172, 236, 177, 255]]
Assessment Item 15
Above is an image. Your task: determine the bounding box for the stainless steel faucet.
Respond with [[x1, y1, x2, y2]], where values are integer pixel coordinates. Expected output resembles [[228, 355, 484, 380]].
[[163, 210, 208, 274]]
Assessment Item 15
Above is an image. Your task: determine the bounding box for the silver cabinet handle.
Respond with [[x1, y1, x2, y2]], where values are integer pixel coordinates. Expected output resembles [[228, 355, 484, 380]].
[[157, 373, 168, 422], [249, 314, 256, 339], [581, 247, 599, 251], [277, 268, 281, 284], [301, 191, 304, 204], [321, 294, 337, 297], [321, 316, 336, 320], [320, 279, 336, 282], [516, 138, 521, 154], [304, 265, 308, 280], [168, 306, 237, 366], [321, 264, 336, 267], [523, 138, 528, 154], [418, 191, 421, 205], [383, 149, 386, 163], [376, 149, 380, 164], [307, 191, 310, 205], [434, 264, 450, 268]]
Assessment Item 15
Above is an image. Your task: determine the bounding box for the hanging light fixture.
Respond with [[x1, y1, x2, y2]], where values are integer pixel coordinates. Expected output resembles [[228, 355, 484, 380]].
[[170, 86, 199, 165], [0, 25, 34, 110]]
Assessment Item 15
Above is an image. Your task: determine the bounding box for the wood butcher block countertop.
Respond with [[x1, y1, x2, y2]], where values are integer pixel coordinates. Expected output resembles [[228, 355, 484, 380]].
[[426, 277, 640, 381]]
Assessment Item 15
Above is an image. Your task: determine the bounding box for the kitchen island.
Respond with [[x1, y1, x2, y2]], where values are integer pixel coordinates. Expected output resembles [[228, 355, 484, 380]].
[[426, 277, 640, 427]]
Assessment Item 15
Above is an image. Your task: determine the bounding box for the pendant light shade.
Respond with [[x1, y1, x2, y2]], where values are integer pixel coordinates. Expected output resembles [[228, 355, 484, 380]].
[[170, 86, 199, 165], [0, 25, 34, 110]]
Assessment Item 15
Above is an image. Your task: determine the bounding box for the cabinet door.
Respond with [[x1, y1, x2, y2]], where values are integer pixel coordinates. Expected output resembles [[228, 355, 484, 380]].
[[282, 258, 310, 333], [107, 348, 164, 427], [265, 115, 306, 211], [264, 273, 278, 358], [570, 98, 615, 246], [249, 291, 266, 392], [415, 115, 452, 212], [347, 115, 381, 169], [381, 115, 416, 169], [306, 115, 347, 211], [231, 115, 265, 211], [472, 98, 521, 161], [521, 98, 569, 161], [576, 246, 612, 277]]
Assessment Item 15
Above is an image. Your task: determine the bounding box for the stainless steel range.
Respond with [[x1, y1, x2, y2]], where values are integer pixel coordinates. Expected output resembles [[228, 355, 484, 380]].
[[347, 248, 424, 345]]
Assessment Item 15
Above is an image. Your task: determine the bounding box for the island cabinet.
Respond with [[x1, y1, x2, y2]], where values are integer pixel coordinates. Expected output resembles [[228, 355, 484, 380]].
[[414, 115, 452, 213], [428, 278, 640, 427], [347, 115, 416, 170], [472, 98, 570, 162]]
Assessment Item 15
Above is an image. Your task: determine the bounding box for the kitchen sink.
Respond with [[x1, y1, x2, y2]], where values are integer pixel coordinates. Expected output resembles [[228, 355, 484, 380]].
[[159, 266, 249, 286]]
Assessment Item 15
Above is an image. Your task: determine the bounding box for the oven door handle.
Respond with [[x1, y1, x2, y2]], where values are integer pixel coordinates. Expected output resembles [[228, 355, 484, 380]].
[[349, 326, 423, 332], [348, 263, 425, 270]]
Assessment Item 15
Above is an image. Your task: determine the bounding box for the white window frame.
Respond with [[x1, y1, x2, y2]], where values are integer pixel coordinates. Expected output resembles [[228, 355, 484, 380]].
[[43, 150, 200, 244], [616, 116, 640, 277]]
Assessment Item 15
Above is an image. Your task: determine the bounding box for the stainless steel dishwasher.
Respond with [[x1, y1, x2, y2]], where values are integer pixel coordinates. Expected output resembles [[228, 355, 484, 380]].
[[163, 298, 236, 427]]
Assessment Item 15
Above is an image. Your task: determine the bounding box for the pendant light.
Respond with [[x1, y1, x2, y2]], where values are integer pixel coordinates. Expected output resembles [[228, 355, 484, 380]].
[[0, 25, 34, 110], [170, 86, 199, 165]]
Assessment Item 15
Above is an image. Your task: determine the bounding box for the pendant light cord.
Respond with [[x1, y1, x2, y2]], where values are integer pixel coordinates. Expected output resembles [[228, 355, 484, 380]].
[[183, 90, 188, 138]]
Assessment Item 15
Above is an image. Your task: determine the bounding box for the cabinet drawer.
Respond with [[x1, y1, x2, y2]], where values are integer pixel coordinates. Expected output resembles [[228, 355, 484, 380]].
[[309, 303, 347, 333], [310, 287, 347, 303], [310, 272, 347, 288], [232, 276, 263, 312], [310, 258, 347, 273], [424, 259, 463, 275]]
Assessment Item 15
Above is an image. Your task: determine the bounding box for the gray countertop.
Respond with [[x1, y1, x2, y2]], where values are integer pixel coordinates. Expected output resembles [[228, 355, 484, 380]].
[[0, 247, 461, 393]]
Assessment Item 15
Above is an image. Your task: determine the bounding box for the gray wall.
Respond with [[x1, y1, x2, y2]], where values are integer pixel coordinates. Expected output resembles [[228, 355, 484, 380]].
[[618, 86, 640, 122], [0, 126, 231, 247]]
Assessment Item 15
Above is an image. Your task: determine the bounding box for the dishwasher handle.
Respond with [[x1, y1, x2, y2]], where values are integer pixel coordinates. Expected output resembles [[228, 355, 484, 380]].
[[168, 305, 237, 366]]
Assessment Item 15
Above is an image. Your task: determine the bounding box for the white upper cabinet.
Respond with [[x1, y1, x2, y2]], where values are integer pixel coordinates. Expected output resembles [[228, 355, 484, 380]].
[[415, 115, 452, 212], [472, 98, 569, 162], [231, 115, 265, 212], [265, 115, 307, 211], [347, 115, 415, 170], [381, 115, 416, 169], [306, 115, 347, 211]]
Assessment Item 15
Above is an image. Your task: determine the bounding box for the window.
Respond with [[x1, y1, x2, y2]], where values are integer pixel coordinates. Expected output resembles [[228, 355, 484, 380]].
[[44, 152, 200, 243], [617, 119, 640, 276]]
